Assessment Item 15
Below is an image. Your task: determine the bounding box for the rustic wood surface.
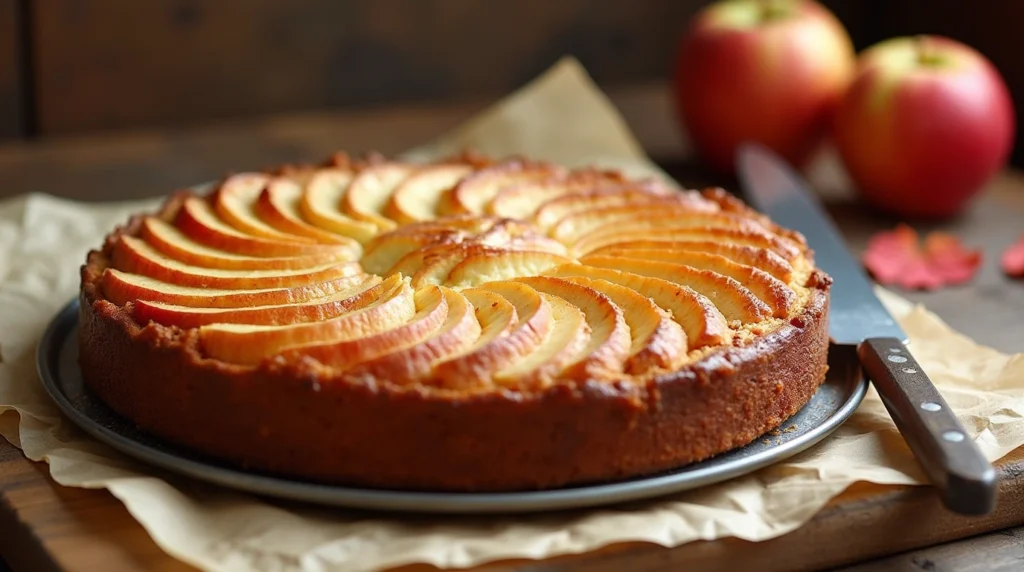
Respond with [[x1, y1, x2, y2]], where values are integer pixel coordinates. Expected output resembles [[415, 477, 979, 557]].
[[0, 0, 22, 140], [1, 85, 1023, 571]]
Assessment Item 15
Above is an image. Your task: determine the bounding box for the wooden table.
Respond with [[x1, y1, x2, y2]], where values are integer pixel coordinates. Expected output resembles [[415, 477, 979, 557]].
[[1, 85, 1023, 571]]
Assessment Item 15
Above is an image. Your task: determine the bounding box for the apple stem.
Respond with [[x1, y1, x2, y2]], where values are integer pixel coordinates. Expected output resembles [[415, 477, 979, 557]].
[[914, 35, 945, 67], [756, 0, 789, 22]]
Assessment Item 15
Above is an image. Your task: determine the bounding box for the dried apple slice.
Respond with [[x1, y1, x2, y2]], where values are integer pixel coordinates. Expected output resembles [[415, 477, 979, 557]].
[[590, 239, 793, 282], [275, 283, 449, 369], [446, 250, 576, 289], [385, 164, 473, 224], [342, 162, 415, 230], [212, 173, 315, 242], [559, 275, 688, 374], [103, 269, 372, 308], [513, 276, 631, 377], [299, 169, 379, 244], [199, 275, 415, 365], [256, 178, 364, 248], [546, 263, 730, 350], [141, 218, 354, 270], [132, 275, 383, 328], [112, 235, 361, 289], [580, 255, 770, 323]]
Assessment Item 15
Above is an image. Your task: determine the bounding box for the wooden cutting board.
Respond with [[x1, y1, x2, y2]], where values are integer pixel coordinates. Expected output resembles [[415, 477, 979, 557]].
[[2, 439, 1023, 572]]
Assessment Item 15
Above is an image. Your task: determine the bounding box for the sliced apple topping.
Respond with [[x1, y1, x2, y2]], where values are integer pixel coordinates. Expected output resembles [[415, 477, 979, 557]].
[[112, 235, 361, 290], [590, 239, 793, 282], [345, 287, 482, 382], [212, 173, 315, 243], [559, 275, 688, 374], [533, 189, 717, 231], [546, 264, 730, 350], [410, 245, 503, 288], [513, 276, 632, 378], [385, 164, 473, 224], [572, 225, 802, 261], [176, 196, 348, 257], [360, 230, 466, 276], [446, 250, 576, 289], [552, 204, 761, 246], [342, 162, 415, 230], [256, 178, 364, 248], [493, 293, 589, 386], [199, 275, 415, 365], [486, 180, 584, 220], [440, 160, 566, 216], [593, 249, 795, 316], [299, 169, 379, 244], [141, 218, 354, 270], [103, 269, 374, 308], [132, 275, 383, 328], [275, 283, 449, 369], [580, 255, 770, 324]]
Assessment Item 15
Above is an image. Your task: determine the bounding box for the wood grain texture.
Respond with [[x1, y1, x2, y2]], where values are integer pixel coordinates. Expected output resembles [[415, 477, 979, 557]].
[[0, 0, 22, 139]]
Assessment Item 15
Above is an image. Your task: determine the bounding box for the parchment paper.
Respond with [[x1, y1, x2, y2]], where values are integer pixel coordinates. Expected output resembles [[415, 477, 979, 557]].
[[2, 57, 1023, 572]]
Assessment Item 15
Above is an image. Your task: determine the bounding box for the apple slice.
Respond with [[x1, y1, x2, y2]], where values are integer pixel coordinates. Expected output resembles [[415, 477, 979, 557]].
[[176, 196, 347, 257], [212, 173, 315, 243], [590, 239, 794, 282], [431, 282, 552, 385], [384, 164, 473, 224], [199, 275, 415, 365], [275, 283, 449, 369], [580, 255, 770, 324], [559, 275, 688, 374], [573, 226, 802, 262], [546, 263, 730, 350], [486, 180, 584, 220], [298, 169, 379, 244], [551, 204, 759, 245], [493, 292, 589, 386], [112, 235, 361, 289], [344, 287, 482, 382], [132, 275, 383, 328], [103, 269, 374, 308], [439, 160, 565, 215], [446, 250, 576, 289], [360, 230, 466, 276], [533, 190, 717, 231], [256, 178, 364, 248], [410, 245, 503, 288], [592, 248, 795, 316], [513, 276, 631, 377], [342, 162, 415, 230], [141, 218, 354, 270]]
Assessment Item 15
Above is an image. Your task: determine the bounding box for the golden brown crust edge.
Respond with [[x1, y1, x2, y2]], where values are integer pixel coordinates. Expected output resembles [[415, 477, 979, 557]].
[[78, 257, 831, 493]]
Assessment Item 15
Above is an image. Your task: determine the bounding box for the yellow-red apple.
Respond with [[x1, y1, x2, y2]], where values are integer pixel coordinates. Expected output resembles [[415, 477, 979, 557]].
[[833, 35, 1016, 218], [673, 0, 855, 173]]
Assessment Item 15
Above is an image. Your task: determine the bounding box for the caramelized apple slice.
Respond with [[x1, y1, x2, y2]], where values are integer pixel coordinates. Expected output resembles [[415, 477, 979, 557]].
[[430, 284, 550, 386], [275, 284, 449, 369], [590, 239, 793, 282], [385, 164, 473, 224], [176, 197, 347, 257], [446, 250, 576, 289], [345, 287, 482, 382], [494, 293, 589, 386], [256, 179, 364, 248], [546, 264, 730, 350], [141, 218, 354, 270], [534, 190, 717, 231], [342, 162, 415, 230], [552, 204, 759, 245], [572, 224, 801, 262], [112, 236, 361, 289], [580, 255, 770, 323], [132, 276, 383, 328], [440, 160, 565, 215], [199, 275, 415, 365], [594, 249, 795, 316], [360, 230, 464, 276], [212, 173, 315, 242], [559, 275, 688, 374], [299, 169, 379, 244], [513, 276, 631, 377], [103, 269, 373, 308]]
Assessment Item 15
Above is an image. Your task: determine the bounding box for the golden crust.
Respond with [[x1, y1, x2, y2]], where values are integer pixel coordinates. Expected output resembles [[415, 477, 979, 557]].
[[77, 151, 832, 491]]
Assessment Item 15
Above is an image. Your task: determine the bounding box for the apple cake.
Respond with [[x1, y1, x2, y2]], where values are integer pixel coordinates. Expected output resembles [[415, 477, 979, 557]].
[[78, 151, 831, 492]]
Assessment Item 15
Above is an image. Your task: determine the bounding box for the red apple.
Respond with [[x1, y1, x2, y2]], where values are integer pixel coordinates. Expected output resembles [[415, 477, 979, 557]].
[[833, 36, 1016, 218], [672, 0, 855, 173]]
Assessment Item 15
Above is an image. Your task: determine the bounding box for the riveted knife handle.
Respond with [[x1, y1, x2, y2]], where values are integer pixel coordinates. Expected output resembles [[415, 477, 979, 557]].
[[858, 337, 996, 515]]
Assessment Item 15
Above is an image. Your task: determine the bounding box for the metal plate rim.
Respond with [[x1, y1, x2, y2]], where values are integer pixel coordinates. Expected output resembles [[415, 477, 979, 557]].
[[37, 298, 868, 514]]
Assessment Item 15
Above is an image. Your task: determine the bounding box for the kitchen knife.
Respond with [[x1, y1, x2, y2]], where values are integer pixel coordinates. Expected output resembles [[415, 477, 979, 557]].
[[735, 142, 996, 515]]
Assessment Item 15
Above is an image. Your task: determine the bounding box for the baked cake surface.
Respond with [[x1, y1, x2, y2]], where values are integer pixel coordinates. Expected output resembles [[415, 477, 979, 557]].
[[78, 151, 831, 492]]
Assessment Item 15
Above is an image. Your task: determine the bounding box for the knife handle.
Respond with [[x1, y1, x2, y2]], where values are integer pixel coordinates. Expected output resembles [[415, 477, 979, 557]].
[[858, 337, 996, 515]]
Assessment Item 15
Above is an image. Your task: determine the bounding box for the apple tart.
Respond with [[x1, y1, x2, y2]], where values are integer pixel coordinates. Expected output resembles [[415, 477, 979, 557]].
[[78, 151, 831, 492]]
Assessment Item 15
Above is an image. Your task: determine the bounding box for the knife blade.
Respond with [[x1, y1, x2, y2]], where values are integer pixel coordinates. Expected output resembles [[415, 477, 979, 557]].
[[735, 142, 996, 515]]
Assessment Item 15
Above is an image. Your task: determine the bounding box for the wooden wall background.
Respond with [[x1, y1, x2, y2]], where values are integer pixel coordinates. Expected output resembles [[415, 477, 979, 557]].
[[0, 0, 1020, 163]]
